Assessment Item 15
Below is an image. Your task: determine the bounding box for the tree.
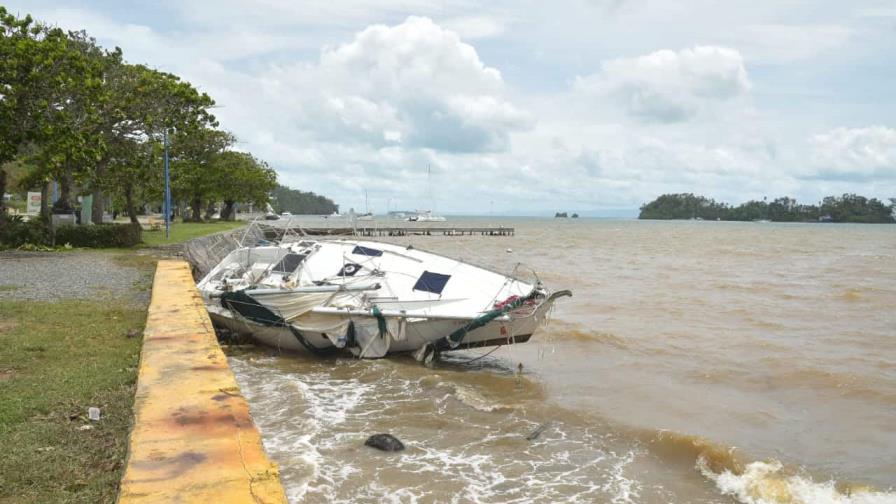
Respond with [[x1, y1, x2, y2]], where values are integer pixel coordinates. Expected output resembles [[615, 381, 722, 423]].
[[639, 193, 894, 223], [270, 185, 339, 215], [211, 151, 277, 221], [170, 128, 234, 221], [638, 193, 727, 220], [99, 64, 218, 223], [0, 9, 86, 229]]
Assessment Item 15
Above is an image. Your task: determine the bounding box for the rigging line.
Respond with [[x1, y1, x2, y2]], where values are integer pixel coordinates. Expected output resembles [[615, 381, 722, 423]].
[[459, 345, 502, 364]]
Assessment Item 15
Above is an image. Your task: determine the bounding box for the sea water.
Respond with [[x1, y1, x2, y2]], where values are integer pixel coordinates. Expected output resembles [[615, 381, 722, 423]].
[[227, 217, 896, 503]]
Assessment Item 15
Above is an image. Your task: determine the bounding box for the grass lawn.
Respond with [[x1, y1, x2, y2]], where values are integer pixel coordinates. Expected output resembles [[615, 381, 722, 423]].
[[0, 257, 155, 503], [140, 220, 244, 247]]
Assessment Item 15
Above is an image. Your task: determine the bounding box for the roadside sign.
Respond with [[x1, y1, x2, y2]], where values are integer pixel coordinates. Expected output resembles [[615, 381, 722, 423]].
[[26, 192, 41, 215]]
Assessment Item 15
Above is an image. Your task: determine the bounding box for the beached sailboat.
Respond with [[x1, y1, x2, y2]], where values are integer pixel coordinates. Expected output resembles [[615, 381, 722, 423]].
[[197, 239, 570, 359]]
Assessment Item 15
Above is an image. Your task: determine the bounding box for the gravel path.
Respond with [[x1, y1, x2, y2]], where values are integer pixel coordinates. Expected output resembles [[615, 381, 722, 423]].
[[0, 251, 151, 303]]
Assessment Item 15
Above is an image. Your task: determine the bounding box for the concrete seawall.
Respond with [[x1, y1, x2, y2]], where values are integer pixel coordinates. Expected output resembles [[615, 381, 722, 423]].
[[118, 260, 287, 503]]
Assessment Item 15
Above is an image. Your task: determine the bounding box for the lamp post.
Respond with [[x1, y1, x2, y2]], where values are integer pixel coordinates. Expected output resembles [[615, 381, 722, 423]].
[[163, 129, 171, 239]]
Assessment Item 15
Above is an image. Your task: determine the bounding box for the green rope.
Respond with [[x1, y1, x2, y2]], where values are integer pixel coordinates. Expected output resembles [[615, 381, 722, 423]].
[[446, 293, 533, 348], [372, 305, 387, 339]]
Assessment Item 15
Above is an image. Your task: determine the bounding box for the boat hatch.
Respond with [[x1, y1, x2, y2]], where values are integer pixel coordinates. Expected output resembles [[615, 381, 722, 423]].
[[352, 245, 383, 257], [413, 271, 451, 294], [337, 263, 362, 276], [272, 253, 307, 273]]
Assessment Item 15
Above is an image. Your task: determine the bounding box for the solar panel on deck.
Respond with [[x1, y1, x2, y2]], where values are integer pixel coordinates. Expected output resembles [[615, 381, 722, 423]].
[[413, 271, 451, 295], [352, 245, 383, 257], [272, 253, 306, 273]]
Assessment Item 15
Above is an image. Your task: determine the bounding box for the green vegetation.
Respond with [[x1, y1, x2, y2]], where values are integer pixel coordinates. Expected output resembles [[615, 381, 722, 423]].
[[639, 193, 896, 223], [0, 7, 288, 245], [140, 220, 245, 247], [270, 184, 339, 215], [0, 250, 155, 503], [54, 223, 142, 248]]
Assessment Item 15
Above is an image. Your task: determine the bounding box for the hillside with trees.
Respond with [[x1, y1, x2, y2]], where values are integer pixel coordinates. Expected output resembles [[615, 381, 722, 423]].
[[0, 6, 337, 241], [639, 193, 895, 223], [270, 185, 338, 215]]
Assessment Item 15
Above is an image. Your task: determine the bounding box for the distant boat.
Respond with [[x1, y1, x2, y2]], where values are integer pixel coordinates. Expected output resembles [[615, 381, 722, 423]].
[[406, 210, 446, 222], [571, 213, 579, 218], [818, 215, 834, 223], [555, 212, 568, 218], [359, 190, 374, 221], [407, 164, 446, 222]]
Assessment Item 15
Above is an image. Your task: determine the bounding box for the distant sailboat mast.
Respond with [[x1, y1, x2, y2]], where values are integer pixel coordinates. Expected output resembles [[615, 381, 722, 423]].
[[408, 164, 446, 222]]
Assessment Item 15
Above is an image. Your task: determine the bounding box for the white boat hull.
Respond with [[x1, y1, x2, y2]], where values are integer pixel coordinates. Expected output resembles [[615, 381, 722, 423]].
[[198, 239, 569, 358], [207, 295, 555, 356]]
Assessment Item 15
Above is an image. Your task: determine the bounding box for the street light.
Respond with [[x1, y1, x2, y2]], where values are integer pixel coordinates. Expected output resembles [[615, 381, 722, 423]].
[[163, 129, 171, 239]]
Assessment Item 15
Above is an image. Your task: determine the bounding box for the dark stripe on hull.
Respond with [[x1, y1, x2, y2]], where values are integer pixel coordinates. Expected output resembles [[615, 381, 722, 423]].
[[439, 334, 532, 351]]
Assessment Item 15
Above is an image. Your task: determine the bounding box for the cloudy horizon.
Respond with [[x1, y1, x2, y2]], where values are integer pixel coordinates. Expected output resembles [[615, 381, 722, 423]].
[[6, 1, 895, 216]]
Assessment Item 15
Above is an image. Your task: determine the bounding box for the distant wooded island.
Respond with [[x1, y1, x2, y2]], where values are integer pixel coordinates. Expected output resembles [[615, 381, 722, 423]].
[[270, 184, 338, 215], [639, 193, 895, 223]]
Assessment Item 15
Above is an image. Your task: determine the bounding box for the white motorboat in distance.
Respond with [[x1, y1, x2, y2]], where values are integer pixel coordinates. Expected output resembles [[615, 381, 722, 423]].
[[197, 239, 570, 359], [406, 210, 446, 222]]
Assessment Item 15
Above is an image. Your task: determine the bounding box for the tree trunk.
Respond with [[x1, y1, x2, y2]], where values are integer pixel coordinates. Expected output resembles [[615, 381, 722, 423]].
[[0, 168, 7, 233], [40, 183, 50, 222], [91, 159, 108, 224], [190, 196, 203, 222], [91, 187, 104, 224], [222, 200, 236, 221], [53, 168, 74, 214], [204, 200, 216, 221], [125, 183, 139, 225]]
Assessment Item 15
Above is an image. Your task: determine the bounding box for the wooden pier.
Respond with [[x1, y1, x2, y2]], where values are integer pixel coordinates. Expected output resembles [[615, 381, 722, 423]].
[[264, 226, 515, 238]]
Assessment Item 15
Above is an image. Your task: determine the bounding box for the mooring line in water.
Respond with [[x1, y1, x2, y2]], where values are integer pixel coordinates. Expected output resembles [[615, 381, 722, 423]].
[[526, 422, 551, 441], [460, 345, 503, 364]]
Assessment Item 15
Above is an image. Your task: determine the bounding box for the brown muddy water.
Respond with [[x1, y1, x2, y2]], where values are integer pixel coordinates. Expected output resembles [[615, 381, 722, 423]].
[[226, 218, 896, 503]]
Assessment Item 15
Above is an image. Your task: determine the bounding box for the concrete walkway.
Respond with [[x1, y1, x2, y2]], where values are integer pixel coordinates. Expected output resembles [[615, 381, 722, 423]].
[[119, 260, 287, 504]]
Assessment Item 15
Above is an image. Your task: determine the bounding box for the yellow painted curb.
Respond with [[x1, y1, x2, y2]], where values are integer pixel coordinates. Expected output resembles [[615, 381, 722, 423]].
[[118, 260, 287, 504]]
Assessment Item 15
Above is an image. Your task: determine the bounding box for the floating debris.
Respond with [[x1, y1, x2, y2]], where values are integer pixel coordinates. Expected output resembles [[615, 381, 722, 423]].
[[364, 433, 405, 452]]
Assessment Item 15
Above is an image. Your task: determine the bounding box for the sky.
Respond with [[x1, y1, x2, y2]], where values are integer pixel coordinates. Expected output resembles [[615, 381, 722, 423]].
[[6, 0, 896, 216]]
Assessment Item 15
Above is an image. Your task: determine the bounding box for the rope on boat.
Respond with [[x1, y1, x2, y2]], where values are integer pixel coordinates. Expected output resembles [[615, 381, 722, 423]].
[[371, 305, 387, 339], [445, 291, 539, 349], [220, 291, 337, 356]]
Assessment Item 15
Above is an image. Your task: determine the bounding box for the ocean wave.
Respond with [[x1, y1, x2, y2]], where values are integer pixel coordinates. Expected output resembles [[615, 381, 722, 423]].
[[699, 459, 896, 504], [432, 380, 515, 412], [543, 320, 630, 348], [646, 430, 896, 504]]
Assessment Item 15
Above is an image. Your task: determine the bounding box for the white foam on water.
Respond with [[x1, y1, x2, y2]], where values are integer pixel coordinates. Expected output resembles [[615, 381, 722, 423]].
[[601, 450, 640, 504], [438, 381, 513, 412], [229, 356, 382, 502], [699, 458, 896, 504], [227, 358, 324, 502], [293, 373, 372, 427], [230, 355, 651, 503]]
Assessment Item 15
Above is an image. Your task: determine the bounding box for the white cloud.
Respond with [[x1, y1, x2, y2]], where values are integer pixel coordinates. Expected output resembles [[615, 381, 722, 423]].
[[8, 0, 895, 213], [807, 126, 896, 180], [442, 16, 507, 39], [279, 16, 532, 152], [730, 24, 852, 64], [574, 46, 750, 123]]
